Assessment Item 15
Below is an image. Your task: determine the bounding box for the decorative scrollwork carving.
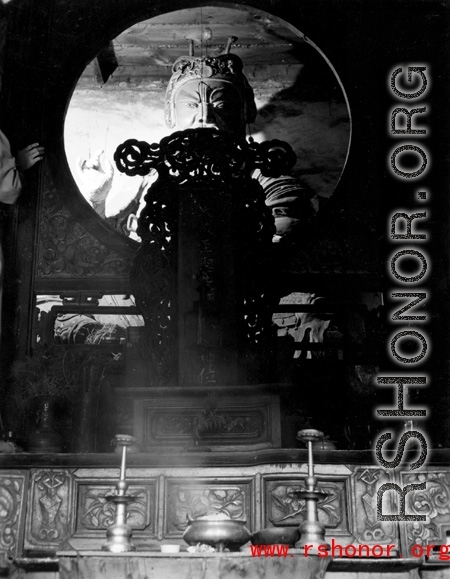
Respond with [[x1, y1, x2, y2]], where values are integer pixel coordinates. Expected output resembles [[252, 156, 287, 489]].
[[36, 472, 65, 540], [130, 180, 178, 385], [351, 467, 397, 545], [114, 139, 161, 177], [401, 470, 450, 549], [114, 129, 296, 183], [169, 486, 247, 532], [153, 412, 259, 438], [124, 129, 278, 386], [79, 485, 148, 530], [267, 481, 343, 529], [38, 179, 131, 278], [26, 470, 72, 550], [0, 475, 25, 555], [247, 138, 297, 178]]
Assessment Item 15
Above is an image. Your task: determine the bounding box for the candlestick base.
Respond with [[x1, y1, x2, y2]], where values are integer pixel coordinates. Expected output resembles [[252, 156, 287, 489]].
[[102, 434, 138, 553], [102, 495, 136, 553], [291, 489, 329, 552]]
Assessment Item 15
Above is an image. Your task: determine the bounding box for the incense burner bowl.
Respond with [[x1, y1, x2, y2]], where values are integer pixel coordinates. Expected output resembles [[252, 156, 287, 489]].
[[183, 514, 251, 552]]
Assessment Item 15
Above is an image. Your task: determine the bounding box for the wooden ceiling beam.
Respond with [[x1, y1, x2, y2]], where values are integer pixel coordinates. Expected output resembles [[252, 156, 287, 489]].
[[94, 41, 118, 84]]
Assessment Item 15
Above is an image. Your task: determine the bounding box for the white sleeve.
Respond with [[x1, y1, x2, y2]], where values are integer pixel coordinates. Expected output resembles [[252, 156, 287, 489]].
[[0, 130, 22, 204]]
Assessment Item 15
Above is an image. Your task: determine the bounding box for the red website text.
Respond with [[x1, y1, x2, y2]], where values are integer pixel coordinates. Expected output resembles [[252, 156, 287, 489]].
[[250, 539, 450, 561]]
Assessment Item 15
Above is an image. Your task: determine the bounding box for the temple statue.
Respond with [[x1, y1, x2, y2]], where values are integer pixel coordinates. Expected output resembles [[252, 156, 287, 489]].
[[115, 40, 317, 387], [164, 48, 316, 243]]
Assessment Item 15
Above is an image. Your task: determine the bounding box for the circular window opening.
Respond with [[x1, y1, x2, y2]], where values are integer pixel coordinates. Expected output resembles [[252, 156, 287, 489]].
[[64, 5, 351, 243]]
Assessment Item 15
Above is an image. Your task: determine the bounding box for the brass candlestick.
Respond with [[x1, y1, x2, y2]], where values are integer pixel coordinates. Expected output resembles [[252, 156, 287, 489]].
[[294, 429, 330, 553], [102, 434, 137, 553]]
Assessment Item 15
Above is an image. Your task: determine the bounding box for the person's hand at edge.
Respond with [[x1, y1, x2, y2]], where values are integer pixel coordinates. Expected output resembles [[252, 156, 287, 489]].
[[16, 143, 44, 171]]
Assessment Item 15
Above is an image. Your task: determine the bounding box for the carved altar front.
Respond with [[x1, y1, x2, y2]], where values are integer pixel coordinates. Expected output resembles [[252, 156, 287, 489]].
[[58, 551, 331, 579], [1, 451, 449, 579]]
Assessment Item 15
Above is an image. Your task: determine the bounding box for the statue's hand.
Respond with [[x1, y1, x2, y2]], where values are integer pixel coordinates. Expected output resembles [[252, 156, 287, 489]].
[[76, 149, 114, 216]]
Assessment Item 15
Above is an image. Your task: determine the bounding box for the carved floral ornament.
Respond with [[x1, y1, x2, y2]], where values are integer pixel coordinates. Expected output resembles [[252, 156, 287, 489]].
[[268, 482, 342, 529], [38, 181, 131, 279], [172, 487, 246, 531], [356, 468, 396, 544], [80, 485, 148, 530], [0, 476, 25, 555], [402, 471, 450, 548]]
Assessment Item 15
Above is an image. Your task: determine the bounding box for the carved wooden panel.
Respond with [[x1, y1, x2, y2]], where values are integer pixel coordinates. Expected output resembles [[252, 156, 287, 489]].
[[37, 176, 131, 281], [0, 471, 28, 556], [134, 390, 281, 451], [164, 478, 254, 537], [73, 479, 157, 539], [262, 476, 350, 538], [351, 467, 399, 545], [115, 396, 135, 433], [399, 469, 450, 554], [117, 129, 289, 386], [6, 461, 450, 559], [24, 469, 74, 551]]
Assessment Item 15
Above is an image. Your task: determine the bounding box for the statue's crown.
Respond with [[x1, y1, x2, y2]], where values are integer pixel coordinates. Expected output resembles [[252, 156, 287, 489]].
[[165, 52, 257, 129]]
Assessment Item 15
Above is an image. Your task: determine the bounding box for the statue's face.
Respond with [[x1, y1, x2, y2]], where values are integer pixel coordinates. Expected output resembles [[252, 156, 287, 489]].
[[173, 79, 245, 135]]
